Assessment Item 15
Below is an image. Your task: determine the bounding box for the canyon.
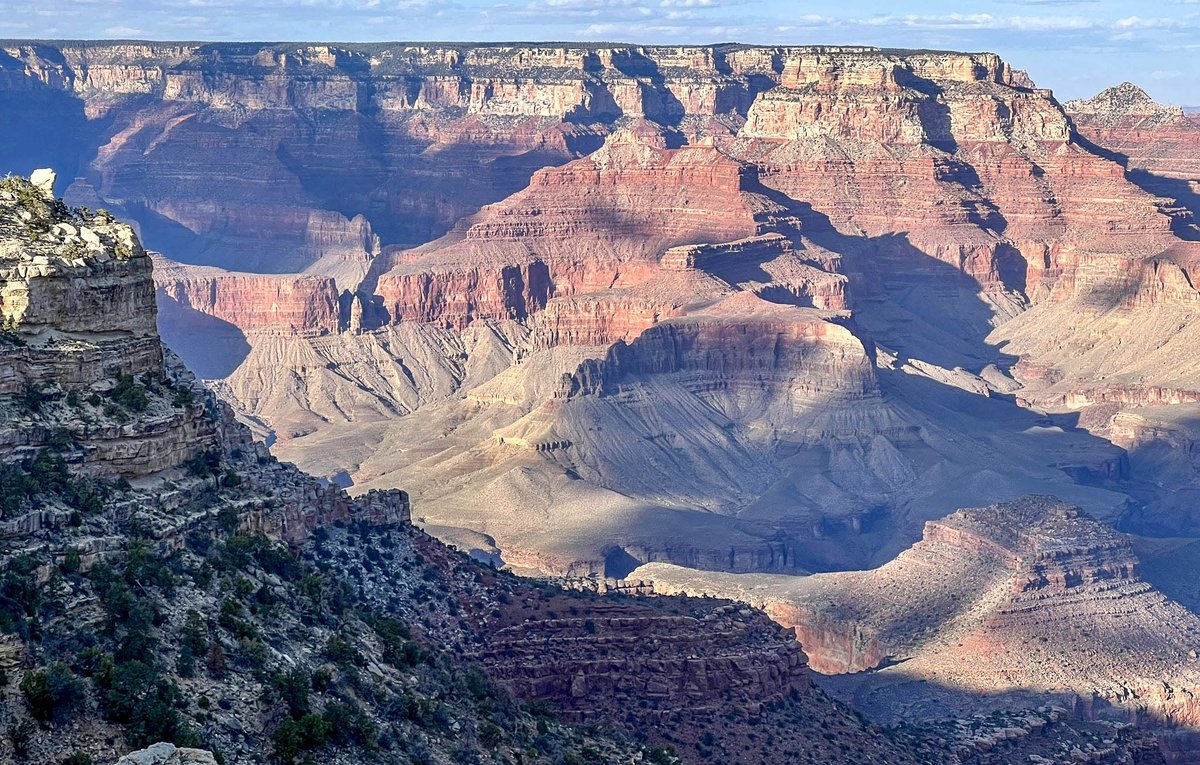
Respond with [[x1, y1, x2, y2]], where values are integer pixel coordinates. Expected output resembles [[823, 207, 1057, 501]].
[[0, 172, 941, 764], [2, 39, 1200, 761], [0, 43, 1161, 564]]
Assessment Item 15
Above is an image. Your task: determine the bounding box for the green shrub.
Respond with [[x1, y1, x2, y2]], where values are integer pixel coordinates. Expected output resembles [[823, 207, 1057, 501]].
[[172, 387, 194, 408], [182, 610, 208, 654], [61, 548, 82, 575], [323, 700, 377, 749], [0, 555, 41, 636], [0, 462, 36, 519], [21, 382, 46, 412], [110, 374, 148, 412], [8, 719, 35, 757], [0, 450, 110, 519], [272, 713, 331, 764], [323, 634, 363, 668], [269, 667, 311, 718], [186, 450, 222, 479], [95, 657, 199, 747], [20, 662, 86, 723]]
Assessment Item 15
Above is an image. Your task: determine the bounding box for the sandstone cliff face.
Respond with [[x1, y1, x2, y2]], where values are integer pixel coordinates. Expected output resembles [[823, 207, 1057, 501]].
[[733, 59, 1175, 331], [1066, 83, 1200, 215], [0, 41, 791, 268], [374, 130, 785, 329], [471, 601, 809, 723], [0, 173, 215, 477], [557, 298, 876, 402]]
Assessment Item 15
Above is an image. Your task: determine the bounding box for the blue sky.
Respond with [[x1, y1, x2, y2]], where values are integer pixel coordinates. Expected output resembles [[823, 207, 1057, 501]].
[[6, 0, 1198, 103]]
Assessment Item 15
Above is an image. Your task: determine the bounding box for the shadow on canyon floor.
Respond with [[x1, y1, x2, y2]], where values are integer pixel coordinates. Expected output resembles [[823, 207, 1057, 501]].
[[750, 176, 1021, 372], [1138, 534, 1200, 613], [1116, 410, 1200, 537], [156, 292, 252, 379], [815, 665, 1200, 758]]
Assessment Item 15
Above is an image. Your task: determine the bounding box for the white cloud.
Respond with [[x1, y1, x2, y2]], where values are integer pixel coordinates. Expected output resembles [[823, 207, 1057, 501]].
[[860, 13, 1094, 31]]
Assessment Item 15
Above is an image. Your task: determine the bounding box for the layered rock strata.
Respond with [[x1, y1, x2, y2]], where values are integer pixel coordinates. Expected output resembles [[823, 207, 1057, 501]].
[[0, 173, 214, 476], [471, 601, 809, 723], [1066, 83, 1200, 230]]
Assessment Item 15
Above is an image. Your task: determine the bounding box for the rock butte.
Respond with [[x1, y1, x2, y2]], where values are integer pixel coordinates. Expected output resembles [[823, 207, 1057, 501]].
[[637, 497, 1200, 737]]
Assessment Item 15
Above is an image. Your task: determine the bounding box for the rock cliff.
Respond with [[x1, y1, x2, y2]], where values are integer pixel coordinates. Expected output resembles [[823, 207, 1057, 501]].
[[154, 258, 341, 336], [1066, 83, 1200, 228], [0, 171, 215, 477]]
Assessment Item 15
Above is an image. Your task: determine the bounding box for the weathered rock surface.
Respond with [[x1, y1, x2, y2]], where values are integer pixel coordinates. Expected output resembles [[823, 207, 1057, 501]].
[[154, 258, 342, 336], [115, 743, 218, 765], [473, 599, 809, 722], [0, 175, 215, 476], [372, 129, 787, 329], [1067, 83, 1200, 233]]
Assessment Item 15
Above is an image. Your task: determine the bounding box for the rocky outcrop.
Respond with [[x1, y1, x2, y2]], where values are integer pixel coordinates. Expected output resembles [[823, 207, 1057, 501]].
[[523, 293, 686, 350], [116, 743, 218, 765], [0, 173, 217, 476], [154, 259, 341, 335], [1065, 83, 1199, 243], [637, 496, 1200, 733], [471, 601, 809, 723], [742, 51, 1061, 144], [557, 297, 876, 401], [1066, 83, 1200, 182], [374, 131, 786, 329]]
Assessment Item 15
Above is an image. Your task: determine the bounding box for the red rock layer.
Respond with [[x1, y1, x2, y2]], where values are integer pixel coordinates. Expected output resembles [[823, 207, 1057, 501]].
[[153, 259, 341, 335], [727, 54, 1178, 313], [375, 132, 787, 329], [470, 601, 809, 724], [524, 293, 687, 350], [1067, 83, 1200, 190]]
